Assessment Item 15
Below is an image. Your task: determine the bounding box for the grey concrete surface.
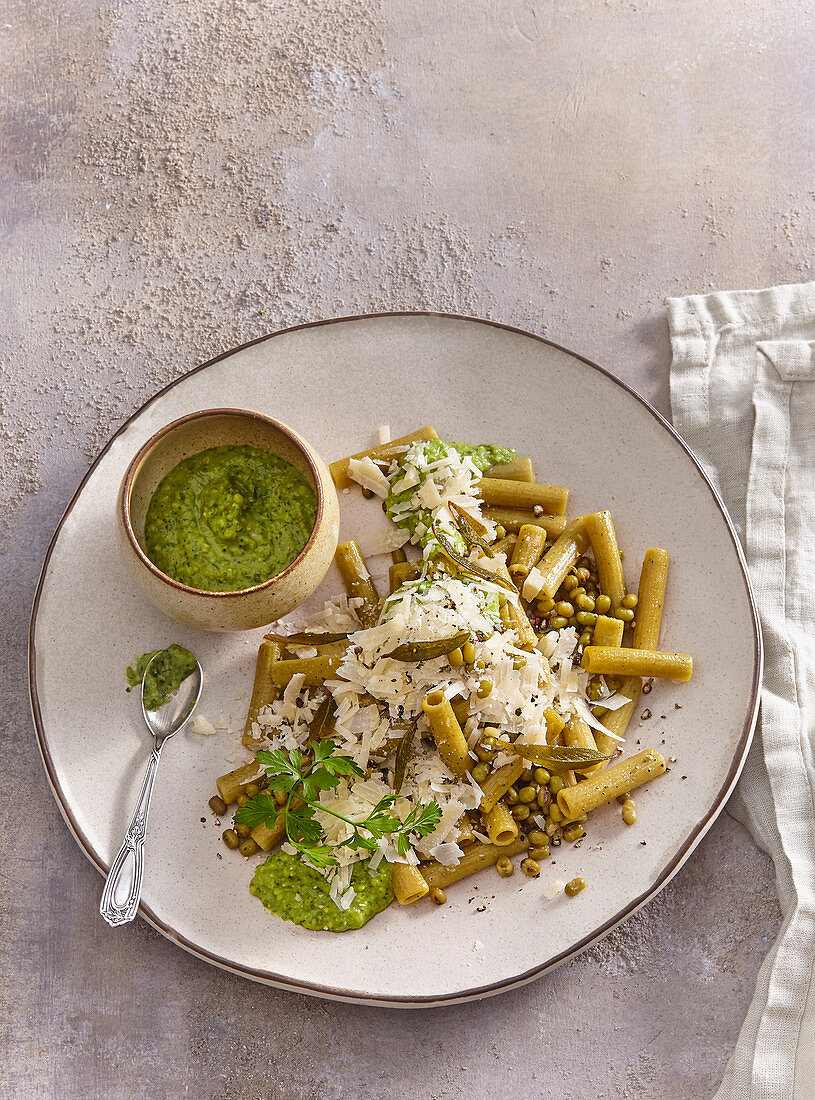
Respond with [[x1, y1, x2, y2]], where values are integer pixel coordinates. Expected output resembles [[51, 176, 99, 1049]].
[[3, 0, 811, 1096]]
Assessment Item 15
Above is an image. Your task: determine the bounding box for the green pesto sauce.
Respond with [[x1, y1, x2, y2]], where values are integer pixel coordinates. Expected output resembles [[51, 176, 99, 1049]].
[[448, 441, 515, 472], [126, 643, 198, 711], [250, 852, 394, 932], [144, 445, 317, 592], [384, 439, 515, 549]]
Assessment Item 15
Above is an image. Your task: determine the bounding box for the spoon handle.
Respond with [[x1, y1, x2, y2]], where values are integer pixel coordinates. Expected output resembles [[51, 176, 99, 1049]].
[[100, 742, 163, 926]]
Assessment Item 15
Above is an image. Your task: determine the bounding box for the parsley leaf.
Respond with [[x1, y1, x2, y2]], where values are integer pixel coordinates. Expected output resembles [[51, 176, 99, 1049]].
[[233, 790, 280, 830], [236, 741, 442, 871]]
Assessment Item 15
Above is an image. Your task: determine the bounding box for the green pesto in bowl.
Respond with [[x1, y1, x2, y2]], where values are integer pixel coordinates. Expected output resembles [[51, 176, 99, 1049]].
[[143, 445, 317, 592]]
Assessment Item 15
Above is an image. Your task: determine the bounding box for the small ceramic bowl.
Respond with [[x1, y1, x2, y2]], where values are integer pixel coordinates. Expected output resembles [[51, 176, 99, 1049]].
[[117, 409, 340, 631]]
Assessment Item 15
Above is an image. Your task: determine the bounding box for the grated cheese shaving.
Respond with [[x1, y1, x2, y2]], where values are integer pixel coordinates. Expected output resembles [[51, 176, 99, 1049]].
[[347, 456, 391, 497]]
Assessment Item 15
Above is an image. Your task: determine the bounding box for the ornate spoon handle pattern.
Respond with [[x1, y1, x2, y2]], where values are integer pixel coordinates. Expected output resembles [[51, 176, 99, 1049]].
[[100, 743, 163, 926]]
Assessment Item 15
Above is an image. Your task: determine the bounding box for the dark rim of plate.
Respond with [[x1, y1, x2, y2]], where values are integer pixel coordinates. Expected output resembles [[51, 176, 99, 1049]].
[[28, 311, 763, 1007]]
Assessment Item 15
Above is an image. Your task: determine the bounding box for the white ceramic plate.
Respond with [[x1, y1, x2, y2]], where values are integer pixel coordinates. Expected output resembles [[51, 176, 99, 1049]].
[[29, 313, 761, 1006]]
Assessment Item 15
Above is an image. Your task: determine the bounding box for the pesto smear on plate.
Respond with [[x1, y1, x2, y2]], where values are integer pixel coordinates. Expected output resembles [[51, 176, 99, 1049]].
[[144, 445, 317, 591], [126, 643, 198, 711]]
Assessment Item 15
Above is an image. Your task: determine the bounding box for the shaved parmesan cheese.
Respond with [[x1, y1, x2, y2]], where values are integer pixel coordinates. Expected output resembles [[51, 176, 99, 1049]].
[[523, 566, 545, 600], [544, 879, 566, 901], [417, 477, 444, 510], [572, 695, 625, 741], [595, 691, 634, 711], [339, 886, 357, 910], [378, 425, 391, 445], [551, 627, 579, 663], [348, 456, 391, 497], [429, 842, 464, 867], [537, 631, 560, 659], [190, 716, 216, 736], [357, 525, 411, 558]]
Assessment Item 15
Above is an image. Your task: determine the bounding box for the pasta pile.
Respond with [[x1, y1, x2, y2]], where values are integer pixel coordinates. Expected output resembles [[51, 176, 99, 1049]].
[[212, 425, 693, 910]]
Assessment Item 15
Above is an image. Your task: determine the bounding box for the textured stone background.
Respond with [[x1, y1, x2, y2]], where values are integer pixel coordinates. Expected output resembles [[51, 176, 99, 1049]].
[[4, 0, 813, 1096]]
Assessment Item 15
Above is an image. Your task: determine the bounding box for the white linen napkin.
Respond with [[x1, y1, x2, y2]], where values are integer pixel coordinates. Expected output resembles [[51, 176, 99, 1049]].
[[668, 282, 815, 1100]]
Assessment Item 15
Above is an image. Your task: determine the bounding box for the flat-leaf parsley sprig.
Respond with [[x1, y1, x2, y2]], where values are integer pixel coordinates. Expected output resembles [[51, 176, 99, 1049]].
[[234, 740, 442, 869]]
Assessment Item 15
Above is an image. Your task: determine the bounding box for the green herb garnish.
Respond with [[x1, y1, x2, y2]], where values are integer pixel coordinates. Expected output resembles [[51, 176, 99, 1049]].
[[485, 739, 609, 771], [309, 695, 337, 741], [393, 722, 418, 793], [447, 502, 495, 558], [430, 521, 516, 592], [235, 740, 441, 869], [383, 629, 471, 662]]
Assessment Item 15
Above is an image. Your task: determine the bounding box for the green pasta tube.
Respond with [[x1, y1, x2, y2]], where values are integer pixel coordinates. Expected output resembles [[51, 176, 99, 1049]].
[[557, 748, 666, 819], [592, 675, 641, 758], [509, 524, 548, 581], [216, 760, 264, 806], [563, 714, 602, 776], [499, 596, 537, 648], [422, 690, 470, 778], [582, 646, 693, 682], [242, 636, 284, 748], [251, 819, 285, 852], [479, 758, 525, 814], [544, 707, 566, 744], [482, 506, 567, 538], [267, 655, 343, 687], [477, 477, 569, 516], [330, 426, 438, 489], [591, 615, 625, 649], [483, 802, 519, 846], [422, 839, 528, 890], [484, 456, 535, 482], [583, 511, 626, 610], [391, 863, 430, 904], [633, 547, 669, 650], [525, 519, 589, 599], [457, 816, 477, 846], [335, 540, 381, 628], [389, 560, 421, 593]]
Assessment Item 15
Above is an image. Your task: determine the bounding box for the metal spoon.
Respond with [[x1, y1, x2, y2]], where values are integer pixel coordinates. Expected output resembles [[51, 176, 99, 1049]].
[[100, 653, 203, 926]]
